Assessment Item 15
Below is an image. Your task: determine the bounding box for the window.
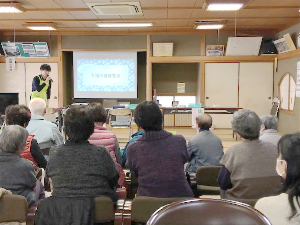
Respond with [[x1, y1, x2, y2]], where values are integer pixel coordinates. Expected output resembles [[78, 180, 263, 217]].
[[278, 73, 296, 114]]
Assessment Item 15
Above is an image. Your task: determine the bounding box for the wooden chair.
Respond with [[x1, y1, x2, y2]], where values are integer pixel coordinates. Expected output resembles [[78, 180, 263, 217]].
[[196, 165, 222, 196], [132, 196, 193, 225], [0, 194, 28, 223], [146, 198, 271, 225]]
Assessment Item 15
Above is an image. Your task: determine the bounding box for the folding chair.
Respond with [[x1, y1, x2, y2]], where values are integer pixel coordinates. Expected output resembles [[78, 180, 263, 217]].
[[108, 109, 133, 139]]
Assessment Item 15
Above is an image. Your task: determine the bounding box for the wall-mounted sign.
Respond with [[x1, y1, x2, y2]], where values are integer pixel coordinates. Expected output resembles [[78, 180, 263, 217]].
[[1, 42, 50, 58]]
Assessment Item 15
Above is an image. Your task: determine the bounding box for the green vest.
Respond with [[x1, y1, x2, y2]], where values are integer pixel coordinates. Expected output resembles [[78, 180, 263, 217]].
[[30, 76, 49, 103]]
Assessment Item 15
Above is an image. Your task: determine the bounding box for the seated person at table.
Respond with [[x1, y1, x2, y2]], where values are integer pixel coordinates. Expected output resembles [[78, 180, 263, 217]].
[[46, 105, 119, 202], [27, 98, 63, 149], [255, 133, 300, 225], [120, 127, 144, 167], [5, 104, 47, 168], [126, 101, 194, 198], [218, 109, 281, 200], [259, 115, 281, 146], [186, 114, 223, 173], [0, 125, 44, 205], [88, 102, 125, 186]]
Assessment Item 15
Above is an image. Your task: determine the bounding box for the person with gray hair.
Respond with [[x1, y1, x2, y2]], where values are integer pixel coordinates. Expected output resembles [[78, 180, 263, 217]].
[[186, 113, 223, 173], [259, 115, 281, 146], [0, 125, 42, 205], [217, 109, 281, 200], [27, 98, 63, 149]]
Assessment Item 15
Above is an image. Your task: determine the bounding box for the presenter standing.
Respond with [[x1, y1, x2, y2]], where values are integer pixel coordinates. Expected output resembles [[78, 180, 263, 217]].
[[30, 64, 52, 108]]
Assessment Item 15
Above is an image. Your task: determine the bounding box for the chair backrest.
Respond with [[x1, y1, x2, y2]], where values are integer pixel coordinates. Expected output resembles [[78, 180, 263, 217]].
[[103, 100, 118, 109], [0, 194, 28, 223], [132, 196, 193, 224], [94, 197, 115, 223], [146, 198, 271, 225], [109, 109, 132, 116], [229, 197, 259, 207], [196, 166, 222, 186]]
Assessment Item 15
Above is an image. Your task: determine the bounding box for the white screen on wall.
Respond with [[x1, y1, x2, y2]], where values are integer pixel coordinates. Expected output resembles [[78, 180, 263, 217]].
[[73, 51, 137, 99]]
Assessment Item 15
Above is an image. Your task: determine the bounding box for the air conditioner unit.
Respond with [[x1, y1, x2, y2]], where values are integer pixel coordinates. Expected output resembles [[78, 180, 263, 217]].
[[85, 2, 142, 15]]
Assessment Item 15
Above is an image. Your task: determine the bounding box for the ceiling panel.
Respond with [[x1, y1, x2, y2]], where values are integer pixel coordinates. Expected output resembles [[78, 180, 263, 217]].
[[1, 13, 31, 19], [277, 0, 300, 6], [190, 9, 217, 18], [68, 11, 98, 19], [166, 28, 186, 32], [80, 21, 99, 27], [247, 0, 281, 7], [143, 10, 168, 19], [58, 21, 85, 27], [266, 8, 300, 17], [168, 0, 197, 7], [96, 15, 122, 19], [25, 0, 62, 8], [238, 9, 271, 18], [227, 19, 258, 26], [54, 0, 89, 8], [168, 9, 193, 19], [167, 20, 189, 27], [14, 0, 36, 9], [253, 18, 296, 26], [148, 21, 168, 26], [43, 11, 75, 19], [23, 11, 54, 19], [140, 0, 168, 8], [194, 0, 206, 7], [120, 15, 144, 19]]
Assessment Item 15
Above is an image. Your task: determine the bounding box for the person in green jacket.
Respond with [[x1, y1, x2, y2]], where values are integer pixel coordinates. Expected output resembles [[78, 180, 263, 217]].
[[30, 64, 52, 108]]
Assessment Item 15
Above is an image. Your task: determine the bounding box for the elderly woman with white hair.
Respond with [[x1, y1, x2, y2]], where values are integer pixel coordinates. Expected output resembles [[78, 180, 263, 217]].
[[259, 115, 281, 146], [217, 109, 282, 200], [0, 125, 44, 205]]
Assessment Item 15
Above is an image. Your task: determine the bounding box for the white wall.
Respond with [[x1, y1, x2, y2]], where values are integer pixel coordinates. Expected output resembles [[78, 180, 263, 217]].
[[0, 62, 58, 108]]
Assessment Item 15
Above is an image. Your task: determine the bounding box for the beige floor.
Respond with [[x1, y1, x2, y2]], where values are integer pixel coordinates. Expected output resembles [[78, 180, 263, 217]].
[[110, 126, 240, 152]]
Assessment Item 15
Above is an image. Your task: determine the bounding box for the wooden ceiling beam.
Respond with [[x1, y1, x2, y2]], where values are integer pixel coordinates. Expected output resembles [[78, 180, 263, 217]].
[[24, 6, 300, 11], [1, 17, 298, 22]]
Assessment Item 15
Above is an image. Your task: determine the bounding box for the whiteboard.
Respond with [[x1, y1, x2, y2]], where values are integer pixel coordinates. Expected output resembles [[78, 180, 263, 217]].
[[226, 37, 263, 56]]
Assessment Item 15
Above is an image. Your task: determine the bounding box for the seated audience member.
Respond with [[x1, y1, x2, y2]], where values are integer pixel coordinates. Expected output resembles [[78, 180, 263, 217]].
[[0, 125, 44, 205], [27, 98, 63, 149], [126, 101, 194, 198], [120, 128, 144, 167], [46, 105, 119, 202], [88, 102, 125, 186], [186, 114, 223, 173], [5, 105, 47, 168], [259, 115, 281, 146], [255, 133, 300, 225], [217, 109, 281, 200]]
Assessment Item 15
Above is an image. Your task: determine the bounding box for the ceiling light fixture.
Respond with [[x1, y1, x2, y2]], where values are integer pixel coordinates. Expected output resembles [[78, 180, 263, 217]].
[[0, 3, 26, 13], [195, 21, 225, 30], [23, 23, 57, 30], [96, 23, 153, 28], [203, 0, 247, 11]]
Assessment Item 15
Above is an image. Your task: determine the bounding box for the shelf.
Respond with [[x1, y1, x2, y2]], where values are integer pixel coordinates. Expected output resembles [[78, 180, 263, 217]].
[[149, 55, 276, 63], [0, 56, 61, 63], [277, 48, 300, 60]]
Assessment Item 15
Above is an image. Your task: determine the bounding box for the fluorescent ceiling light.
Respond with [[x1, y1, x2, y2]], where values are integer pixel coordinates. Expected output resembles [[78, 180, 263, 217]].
[[96, 23, 153, 28], [195, 24, 225, 29], [0, 3, 26, 13], [23, 23, 57, 30], [207, 3, 243, 11]]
